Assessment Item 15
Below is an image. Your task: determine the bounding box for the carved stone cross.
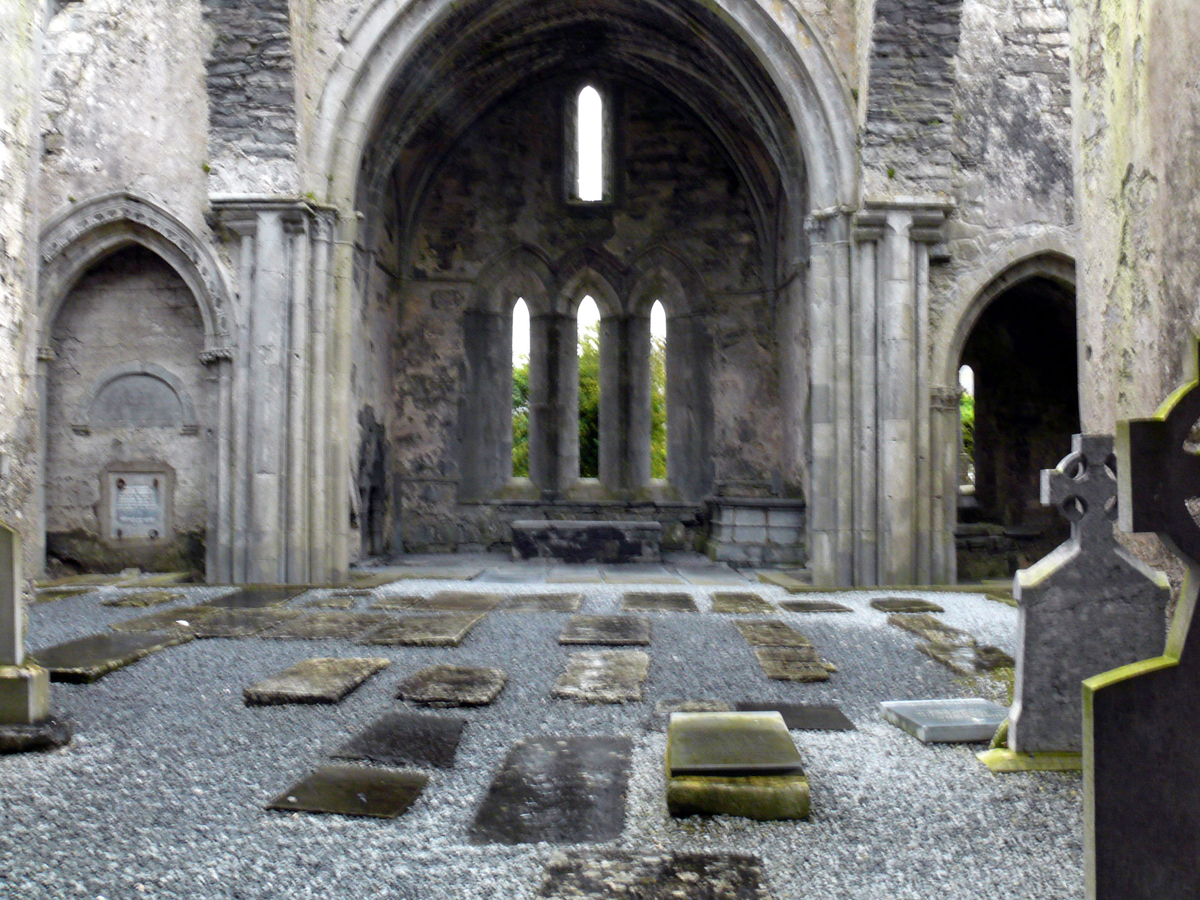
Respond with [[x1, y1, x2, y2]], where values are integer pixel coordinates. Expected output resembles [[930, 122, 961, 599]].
[[1041, 433, 1119, 552]]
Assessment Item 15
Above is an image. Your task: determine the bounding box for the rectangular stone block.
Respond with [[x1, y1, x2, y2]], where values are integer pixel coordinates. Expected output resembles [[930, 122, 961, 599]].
[[244, 657, 390, 705], [0, 665, 50, 725], [879, 698, 1008, 743], [512, 520, 662, 563], [667, 711, 803, 776]]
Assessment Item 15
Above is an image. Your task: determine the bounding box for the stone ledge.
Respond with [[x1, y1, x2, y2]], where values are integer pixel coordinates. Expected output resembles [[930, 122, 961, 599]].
[[666, 774, 811, 820], [0, 717, 72, 755]]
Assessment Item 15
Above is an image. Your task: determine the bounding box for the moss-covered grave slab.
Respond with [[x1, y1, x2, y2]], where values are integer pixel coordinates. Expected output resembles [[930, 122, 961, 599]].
[[358, 613, 485, 647], [244, 657, 390, 705], [558, 615, 651, 646], [258, 612, 391, 641], [504, 592, 583, 612], [100, 590, 185, 608], [753, 647, 832, 682], [397, 664, 507, 706], [109, 605, 215, 634], [539, 852, 773, 900], [975, 747, 1082, 773], [735, 620, 812, 647], [191, 608, 301, 639], [621, 591, 697, 612], [30, 631, 194, 683], [780, 599, 853, 613], [711, 592, 774, 614], [552, 651, 649, 703], [408, 591, 504, 612], [870, 597, 945, 613], [265, 765, 427, 818], [203, 586, 309, 609], [368, 596, 422, 611]]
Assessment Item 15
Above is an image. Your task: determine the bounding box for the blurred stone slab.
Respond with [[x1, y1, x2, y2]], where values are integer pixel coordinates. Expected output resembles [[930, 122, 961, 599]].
[[359, 614, 485, 647], [298, 595, 356, 610], [547, 565, 605, 584], [735, 620, 811, 647], [31, 631, 193, 683], [649, 698, 733, 729], [34, 587, 93, 602], [504, 592, 583, 612], [203, 586, 307, 609], [756, 571, 810, 591], [398, 664, 507, 706], [734, 702, 856, 731], [368, 595, 421, 611], [331, 710, 466, 768], [121, 572, 191, 587], [259, 612, 391, 641], [667, 711, 802, 776], [192, 608, 301, 639], [780, 599, 853, 613], [880, 698, 1008, 743], [553, 651, 649, 703], [886, 613, 968, 643], [711, 592, 773, 614], [677, 568, 750, 587], [621, 592, 697, 612], [559, 616, 651, 646], [351, 566, 483, 586], [266, 764, 427, 818], [870, 597, 944, 613], [512, 520, 661, 564], [918, 641, 1014, 675], [36, 573, 125, 589], [244, 657, 390, 705], [469, 735, 631, 844], [409, 591, 504, 612], [109, 605, 215, 634], [753, 647, 831, 682], [602, 566, 681, 585], [0, 717, 72, 755], [976, 747, 1082, 773], [539, 852, 773, 900], [475, 568, 547, 585], [101, 590, 184, 608]]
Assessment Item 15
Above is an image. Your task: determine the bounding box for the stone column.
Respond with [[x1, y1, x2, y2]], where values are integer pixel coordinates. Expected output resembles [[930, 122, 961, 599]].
[[666, 312, 714, 502], [529, 312, 578, 495], [929, 386, 962, 583], [599, 314, 652, 491], [460, 309, 513, 498], [0, 523, 47, 726]]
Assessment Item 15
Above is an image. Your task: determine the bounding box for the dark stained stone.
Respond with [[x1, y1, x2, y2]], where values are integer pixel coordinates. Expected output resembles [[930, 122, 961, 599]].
[[30, 631, 194, 683], [265, 765, 427, 818], [869, 597, 945, 613], [753, 647, 832, 683], [538, 852, 772, 900], [358, 613, 485, 647], [505, 592, 584, 612], [244, 657, 391, 705], [191, 608, 301, 639], [469, 736, 632, 845], [409, 591, 504, 612], [101, 590, 184, 608], [711, 592, 774, 614], [258, 612, 392, 641], [0, 717, 73, 755], [667, 711, 803, 776], [397, 664, 507, 707], [552, 651, 650, 703], [734, 702, 856, 731], [203, 586, 308, 609], [558, 615, 651, 646], [331, 711, 467, 768], [621, 591, 697, 612], [780, 599, 853, 613], [511, 519, 662, 564], [734, 620, 812, 647], [109, 605, 216, 634], [368, 596, 422, 611]]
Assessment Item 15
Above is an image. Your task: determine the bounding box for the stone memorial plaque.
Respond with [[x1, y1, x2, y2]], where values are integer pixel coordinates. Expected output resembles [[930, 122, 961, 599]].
[[870, 597, 944, 613], [109, 605, 215, 634], [30, 631, 194, 683], [753, 647, 831, 682], [397, 664, 507, 706], [558, 615, 651, 646], [368, 595, 421, 611], [780, 599, 853, 613], [258, 612, 391, 641], [553, 650, 650, 703], [203, 586, 306, 609], [735, 702, 856, 731], [469, 736, 632, 844], [101, 590, 184, 608], [735, 620, 812, 647], [879, 698, 1008, 743], [539, 852, 772, 900], [711, 592, 774, 614], [667, 711, 803, 776], [266, 765, 427, 818], [504, 592, 583, 612], [412, 590, 504, 612], [331, 710, 467, 768], [192, 608, 300, 639], [106, 470, 168, 541], [244, 657, 390, 705], [358, 613, 485, 647], [621, 591, 697, 612]]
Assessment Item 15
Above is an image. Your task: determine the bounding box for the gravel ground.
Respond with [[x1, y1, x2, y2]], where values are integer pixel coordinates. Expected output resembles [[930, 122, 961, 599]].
[[0, 571, 1083, 900]]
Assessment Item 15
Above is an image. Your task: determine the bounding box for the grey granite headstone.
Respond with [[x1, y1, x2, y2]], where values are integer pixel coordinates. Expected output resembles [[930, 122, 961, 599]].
[[398, 664, 507, 706], [244, 657, 390, 705], [539, 852, 771, 900], [552, 650, 649, 703], [880, 698, 1008, 743], [1012, 433, 1169, 753], [558, 615, 651, 646], [469, 736, 631, 844], [331, 711, 467, 768], [266, 765, 427, 818], [30, 631, 194, 683]]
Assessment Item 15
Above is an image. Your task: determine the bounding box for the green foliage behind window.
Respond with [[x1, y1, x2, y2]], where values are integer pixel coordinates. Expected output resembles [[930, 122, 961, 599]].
[[578, 324, 601, 477], [650, 334, 667, 479], [960, 390, 975, 459], [512, 356, 530, 477]]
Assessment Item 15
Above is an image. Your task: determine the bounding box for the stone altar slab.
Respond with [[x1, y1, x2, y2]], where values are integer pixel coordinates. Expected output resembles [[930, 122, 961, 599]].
[[539, 852, 772, 900], [621, 591, 697, 612], [266, 765, 427, 818], [331, 710, 467, 768], [30, 631, 194, 683], [734, 702, 856, 731], [552, 650, 650, 703], [504, 592, 583, 612], [244, 657, 390, 705], [358, 614, 485, 647], [258, 612, 391, 641], [880, 698, 1008, 743], [558, 615, 651, 646], [711, 592, 774, 614], [397, 664, 507, 706], [469, 736, 632, 844]]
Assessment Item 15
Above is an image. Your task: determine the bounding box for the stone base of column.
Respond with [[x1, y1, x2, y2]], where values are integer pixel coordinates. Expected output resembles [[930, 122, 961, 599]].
[[0, 665, 71, 754]]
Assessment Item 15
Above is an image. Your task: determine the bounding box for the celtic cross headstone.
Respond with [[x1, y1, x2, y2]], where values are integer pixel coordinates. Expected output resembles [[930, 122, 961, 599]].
[[1084, 341, 1200, 899], [1011, 434, 1168, 753]]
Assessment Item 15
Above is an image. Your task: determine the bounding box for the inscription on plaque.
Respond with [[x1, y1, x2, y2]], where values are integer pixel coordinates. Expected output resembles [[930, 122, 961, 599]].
[[107, 471, 168, 540]]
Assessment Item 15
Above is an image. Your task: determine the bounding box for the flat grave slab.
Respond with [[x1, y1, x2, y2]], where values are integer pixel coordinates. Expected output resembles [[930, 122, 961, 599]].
[[368, 595, 421, 611], [409, 591, 504, 613], [780, 599, 853, 613], [677, 568, 751, 587], [34, 587, 94, 602], [546, 566, 604, 584], [397, 664, 507, 706], [30, 631, 194, 683], [880, 698, 1009, 743], [918, 641, 1015, 675], [621, 591, 697, 612], [35, 573, 125, 589], [711, 592, 774, 614], [244, 657, 390, 705], [259, 612, 391, 641], [358, 613, 485, 647], [110, 605, 215, 634], [734, 702, 856, 731], [203, 586, 307, 609], [756, 571, 811, 591], [870, 597, 945, 613], [602, 567, 683, 585], [474, 568, 547, 585], [539, 852, 772, 900], [667, 711, 803, 776], [649, 698, 733, 730], [191, 608, 300, 639], [266, 764, 427, 818], [887, 613, 969, 643], [298, 596, 356, 610], [351, 566, 484, 586], [100, 590, 184, 608], [553, 650, 650, 703], [120, 572, 191, 587], [504, 592, 583, 612], [331, 710, 467, 768], [558, 615, 651, 646], [735, 620, 812, 647], [469, 736, 632, 845], [753, 647, 831, 683]]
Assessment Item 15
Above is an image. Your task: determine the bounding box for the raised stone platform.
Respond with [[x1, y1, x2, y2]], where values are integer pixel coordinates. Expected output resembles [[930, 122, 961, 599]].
[[511, 520, 662, 564]]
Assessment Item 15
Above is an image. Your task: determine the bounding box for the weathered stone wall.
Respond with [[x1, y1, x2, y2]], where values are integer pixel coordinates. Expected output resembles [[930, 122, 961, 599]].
[[0, 0, 41, 574], [44, 247, 211, 572]]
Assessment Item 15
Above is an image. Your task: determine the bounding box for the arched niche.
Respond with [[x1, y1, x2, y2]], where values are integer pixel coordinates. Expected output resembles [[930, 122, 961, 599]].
[[74, 362, 199, 435]]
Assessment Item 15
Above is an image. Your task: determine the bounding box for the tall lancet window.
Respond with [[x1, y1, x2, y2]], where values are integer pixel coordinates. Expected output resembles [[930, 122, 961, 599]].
[[576, 86, 604, 202]]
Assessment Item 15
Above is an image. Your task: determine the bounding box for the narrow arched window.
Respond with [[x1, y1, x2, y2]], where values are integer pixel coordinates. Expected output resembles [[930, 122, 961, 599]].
[[577, 86, 604, 202], [650, 300, 668, 480], [958, 364, 975, 489], [577, 295, 601, 477], [512, 298, 531, 477]]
